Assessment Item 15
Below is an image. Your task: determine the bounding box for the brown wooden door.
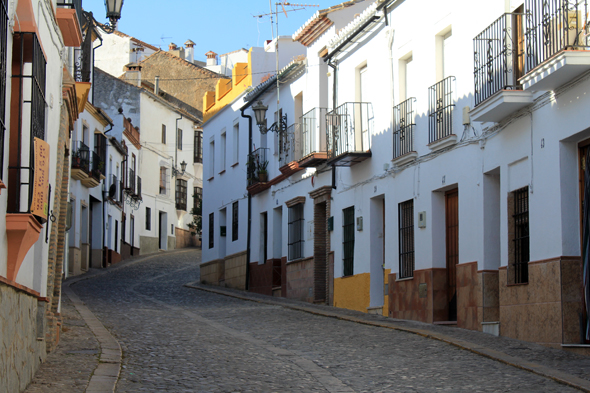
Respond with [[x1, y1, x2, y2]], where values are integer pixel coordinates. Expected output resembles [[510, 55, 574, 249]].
[[514, 5, 525, 81], [446, 189, 459, 321]]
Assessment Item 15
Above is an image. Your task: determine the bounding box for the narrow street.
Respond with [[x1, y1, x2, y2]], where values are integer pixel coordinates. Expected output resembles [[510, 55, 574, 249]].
[[26, 249, 589, 392]]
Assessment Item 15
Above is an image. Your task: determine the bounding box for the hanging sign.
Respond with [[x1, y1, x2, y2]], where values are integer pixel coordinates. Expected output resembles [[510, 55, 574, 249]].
[[31, 137, 50, 222]]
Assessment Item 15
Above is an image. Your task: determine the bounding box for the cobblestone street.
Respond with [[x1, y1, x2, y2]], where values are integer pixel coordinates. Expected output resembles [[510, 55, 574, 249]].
[[27, 249, 590, 392]]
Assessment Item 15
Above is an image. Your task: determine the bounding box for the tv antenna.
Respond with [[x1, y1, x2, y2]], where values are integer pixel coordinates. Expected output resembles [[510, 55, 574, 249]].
[[159, 35, 172, 49], [253, 2, 318, 107]]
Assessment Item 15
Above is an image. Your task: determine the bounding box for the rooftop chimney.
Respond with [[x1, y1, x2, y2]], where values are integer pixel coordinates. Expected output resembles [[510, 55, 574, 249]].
[[155, 76, 160, 95], [124, 63, 142, 87], [205, 51, 217, 66], [169, 42, 178, 51], [185, 40, 195, 63]]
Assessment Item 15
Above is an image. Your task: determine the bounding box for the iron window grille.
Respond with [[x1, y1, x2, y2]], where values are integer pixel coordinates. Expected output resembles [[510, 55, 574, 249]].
[[342, 206, 355, 277], [428, 76, 455, 144], [136, 176, 142, 199], [301, 107, 329, 158], [209, 213, 214, 249], [193, 186, 202, 211], [512, 186, 530, 284], [232, 201, 238, 241], [0, 0, 8, 181], [326, 102, 373, 160], [177, 128, 183, 150], [247, 147, 269, 186], [288, 203, 304, 261], [524, 0, 590, 74], [162, 124, 166, 144], [194, 130, 202, 163], [393, 98, 416, 158], [473, 13, 524, 107], [175, 179, 187, 211], [128, 168, 136, 194], [145, 207, 151, 231], [7, 32, 47, 215], [398, 200, 415, 279]]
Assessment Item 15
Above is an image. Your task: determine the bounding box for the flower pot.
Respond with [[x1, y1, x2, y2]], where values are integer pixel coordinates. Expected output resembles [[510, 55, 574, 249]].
[[258, 173, 268, 182]]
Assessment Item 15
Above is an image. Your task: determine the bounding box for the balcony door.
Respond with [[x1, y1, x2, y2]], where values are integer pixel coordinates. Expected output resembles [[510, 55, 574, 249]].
[[359, 66, 370, 151]]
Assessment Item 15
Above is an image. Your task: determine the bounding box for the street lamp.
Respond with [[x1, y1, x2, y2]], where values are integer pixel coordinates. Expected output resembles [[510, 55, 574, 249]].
[[251, 101, 287, 135], [172, 160, 187, 177], [83, 0, 124, 34]]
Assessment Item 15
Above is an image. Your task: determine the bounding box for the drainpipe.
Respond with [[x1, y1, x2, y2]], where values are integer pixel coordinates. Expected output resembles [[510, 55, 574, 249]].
[[92, 33, 103, 105], [241, 107, 252, 291], [329, 60, 338, 189]]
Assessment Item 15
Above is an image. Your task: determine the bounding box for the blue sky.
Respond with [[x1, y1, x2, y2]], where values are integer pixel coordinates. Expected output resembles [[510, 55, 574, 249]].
[[83, 1, 335, 59]]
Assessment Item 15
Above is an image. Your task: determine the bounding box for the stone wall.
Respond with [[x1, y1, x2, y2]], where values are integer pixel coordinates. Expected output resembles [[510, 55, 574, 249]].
[[286, 257, 315, 303], [167, 236, 176, 252], [249, 261, 273, 296], [389, 268, 448, 323], [200, 259, 225, 286], [175, 227, 199, 249], [0, 284, 46, 393], [224, 251, 247, 290], [140, 236, 159, 255], [456, 262, 479, 331]]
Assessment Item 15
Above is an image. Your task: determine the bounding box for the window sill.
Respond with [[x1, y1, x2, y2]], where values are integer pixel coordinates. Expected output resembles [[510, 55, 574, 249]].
[[207, 176, 214, 181], [218, 170, 226, 175], [231, 162, 239, 168], [506, 282, 529, 287], [396, 276, 414, 282]]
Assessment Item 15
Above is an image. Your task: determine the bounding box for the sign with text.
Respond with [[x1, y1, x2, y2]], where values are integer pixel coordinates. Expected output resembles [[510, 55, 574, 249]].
[[31, 137, 50, 222]]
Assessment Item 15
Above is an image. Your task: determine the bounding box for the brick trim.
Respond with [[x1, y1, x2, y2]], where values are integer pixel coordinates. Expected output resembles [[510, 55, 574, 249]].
[[0, 276, 42, 298], [285, 196, 306, 207]]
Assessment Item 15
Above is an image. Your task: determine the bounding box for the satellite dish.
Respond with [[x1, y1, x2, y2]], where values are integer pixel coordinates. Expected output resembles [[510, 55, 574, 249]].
[[108, 183, 116, 199]]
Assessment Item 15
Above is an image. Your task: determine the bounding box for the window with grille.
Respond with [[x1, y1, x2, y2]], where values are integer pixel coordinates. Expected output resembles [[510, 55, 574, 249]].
[[232, 201, 238, 241], [510, 187, 529, 284], [428, 76, 455, 143], [393, 98, 416, 158], [342, 206, 355, 276], [7, 32, 47, 214], [175, 179, 187, 211], [194, 130, 202, 163], [398, 200, 415, 279], [177, 128, 183, 150], [193, 186, 202, 211], [209, 213, 214, 249], [0, 0, 8, 181], [288, 203, 304, 260], [146, 207, 151, 231], [159, 167, 167, 195], [162, 124, 166, 144], [233, 123, 239, 164]]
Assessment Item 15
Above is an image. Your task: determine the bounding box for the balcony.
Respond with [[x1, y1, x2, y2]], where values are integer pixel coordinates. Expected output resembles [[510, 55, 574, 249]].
[[108, 174, 119, 202], [81, 151, 103, 188], [279, 124, 303, 177], [126, 169, 136, 195], [392, 98, 418, 165], [247, 147, 271, 195], [136, 176, 142, 199], [56, 0, 83, 47], [428, 77, 457, 150], [471, 13, 533, 123], [520, 0, 590, 91], [71, 141, 90, 180], [298, 108, 329, 168], [326, 102, 373, 167]]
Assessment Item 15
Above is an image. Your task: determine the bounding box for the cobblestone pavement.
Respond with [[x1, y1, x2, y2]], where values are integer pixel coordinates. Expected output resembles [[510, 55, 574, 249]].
[[46, 248, 584, 393], [24, 293, 99, 393]]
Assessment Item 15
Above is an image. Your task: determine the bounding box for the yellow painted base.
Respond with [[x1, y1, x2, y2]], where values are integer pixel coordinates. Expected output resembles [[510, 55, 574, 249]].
[[383, 269, 391, 316], [334, 273, 370, 313]]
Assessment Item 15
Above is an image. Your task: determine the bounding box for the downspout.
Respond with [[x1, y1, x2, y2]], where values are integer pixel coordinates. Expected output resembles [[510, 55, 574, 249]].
[[329, 60, 338, 189], [92, 32, 103, 105], [241, 107, 252, 291]]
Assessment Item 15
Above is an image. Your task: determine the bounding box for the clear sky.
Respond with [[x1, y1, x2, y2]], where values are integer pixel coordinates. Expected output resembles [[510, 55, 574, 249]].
[[83, 0, 336, 60]]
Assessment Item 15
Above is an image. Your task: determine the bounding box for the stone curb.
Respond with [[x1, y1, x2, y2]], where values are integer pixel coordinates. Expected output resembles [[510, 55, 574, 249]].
[[62, 248, 198, 392], [185, 282, 590, 393]]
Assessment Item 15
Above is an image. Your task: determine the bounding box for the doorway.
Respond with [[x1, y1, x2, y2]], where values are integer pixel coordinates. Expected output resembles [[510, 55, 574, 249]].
[[369, 196, 385, 310], [314, 201, 328, 303], [159, 211, 167, 250], [445, 188, 459, 321]]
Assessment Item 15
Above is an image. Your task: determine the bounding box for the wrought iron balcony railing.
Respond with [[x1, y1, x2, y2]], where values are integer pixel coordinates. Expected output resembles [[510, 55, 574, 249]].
[[524, 0, 590, 74], [247, 147, 269, 186], [326, 102, 373, 161], [428, 76, 456, 144], [474, 13, 524, 107], [89, 151, 104, 179], [279, 123, 302, 167], [127, 169, 136, 194], [72, 141, 90, 173], [136, 176, 142, 199], [301, 108, 329, 158], [109, 174, 118, 200], [393, 98, 416, 158]]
